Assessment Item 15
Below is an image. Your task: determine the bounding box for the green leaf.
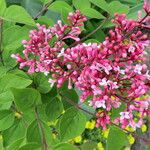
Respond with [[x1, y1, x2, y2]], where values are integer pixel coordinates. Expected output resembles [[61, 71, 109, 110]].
[[89, 0, 109, 12], [10, 69, 31, 80], [78, 103, 95, 120], [0, 101, 12, 110], [106, 126, 128, 150], [81, 8, 105, 19], [26, 120, 53, 148], [6, 138, 24, 150], [3, 25, 29, 51], [0, 90, 14, 104], [0, 74, 32, 93], [36, 16, 54, 27], [0, 66, 8, 78], [59, 107, 86, 141], [45, 97, 63, 121], [5, 0, 21, 5], [21, 0, 43, 18], [2, 119, 26, 147], [0, 0, 6, 16], [11, 88, 41, 112], [34, 73, 52, 94], [48, 1, 73, 13], [26, 120, 41, 144], [3, 5, 35, 26], [61, 89, 79, 110], [18, 143, 42, 150], [73, 0, 91, 10], [111, 103, 126, 119], [54, 143, 78, 150], [80, 141, 97, 150], [0, 110, 14, 131], [43, 0, 53, 4], [127, 3, 145, 20], [61, 8, 70, 24], [108, 1, 129, 15], [85, 39, 99, 44], [147, 145, 150, 150]]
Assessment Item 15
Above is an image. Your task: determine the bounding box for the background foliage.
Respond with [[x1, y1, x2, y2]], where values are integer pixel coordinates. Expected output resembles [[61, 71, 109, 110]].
[[0, 0, 149, 150]]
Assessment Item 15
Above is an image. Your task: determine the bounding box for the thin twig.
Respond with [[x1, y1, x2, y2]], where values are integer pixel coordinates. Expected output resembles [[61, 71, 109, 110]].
[[60, 92, 95, 116], [60, 92, 150, 144], [33, 0, 53, 20], [0, 19, 4, 66], [34, 107, 49, 150]]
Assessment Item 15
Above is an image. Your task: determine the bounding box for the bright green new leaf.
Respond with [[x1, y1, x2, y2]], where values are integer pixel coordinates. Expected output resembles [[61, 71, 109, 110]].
[[45, 97, 63, 121], [0, 74, 32, 93], [3, 5, 35, 26], [106, 126, 128, 150], [73, 0, 91, 10], [81, 8, 105, 19], [0, 0, 6, 16], [48, 1, 73, 13], [108, 1, 129, 15], [59, 107, 86, 141], [11, 88, 41, 112], [0, 110, 14, 131]]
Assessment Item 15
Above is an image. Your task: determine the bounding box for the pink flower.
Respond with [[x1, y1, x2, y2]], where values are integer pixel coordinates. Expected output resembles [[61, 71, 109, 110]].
[[120, 112, 130, 120], [143, 0, 150, 14], [95, 100, 106, 109], [12, 5, 150, 130]]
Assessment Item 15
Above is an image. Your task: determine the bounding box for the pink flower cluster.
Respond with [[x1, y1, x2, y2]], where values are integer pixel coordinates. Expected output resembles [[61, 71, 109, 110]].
[[12, 2, 150, 130]]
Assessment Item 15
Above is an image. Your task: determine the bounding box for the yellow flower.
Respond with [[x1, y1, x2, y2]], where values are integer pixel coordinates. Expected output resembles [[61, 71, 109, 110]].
[[85, 120, 95, 130], [141, 124, 147, 133], [74, 136, 82, 143], [127, 134, 135, 144], [125, 127, 135, 132], [97, 142, 104, 150], [136, 113, 142, 118], [47, 121, 56, 126], [52, 133, 56, 139], [124, 147, 130, 150], [111, 96, 115, 101], [102, 129, 110, 138], [14, 112, 22, 119], [123, 39, 130, 45], [135, 97, 140, 101], [0, 135, 2, 141], [62, 110, 65, 114]]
